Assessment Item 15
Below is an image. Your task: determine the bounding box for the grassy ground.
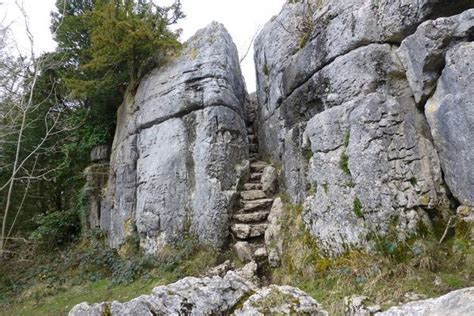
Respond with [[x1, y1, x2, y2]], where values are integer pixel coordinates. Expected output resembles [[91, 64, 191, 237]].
[[271, 198, 474, 315], [0, 233, 230, 315]]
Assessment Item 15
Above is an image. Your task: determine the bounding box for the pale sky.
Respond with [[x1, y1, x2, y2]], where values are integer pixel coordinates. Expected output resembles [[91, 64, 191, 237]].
[[2, 0, 287, 92]]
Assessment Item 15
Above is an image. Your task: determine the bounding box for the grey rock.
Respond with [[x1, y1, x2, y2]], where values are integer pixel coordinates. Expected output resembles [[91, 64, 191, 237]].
[[90, 145, 109, 163], [253, 247, 267, 263], [281, 0, 474, 97], [303, 93, 447, 256], [233, 241, 254, 263], [231, 223, 268, 239], [234, 285, 328, 316], [241, 190, 267, 201], [425, 42, 474, 207], [376, 287, 474, 316], [70, 271, 256, 316], [100, 22, 248, 253], [233, 211, 269, 223], [398, 9, 474, 103], [241, 198, 274, 212], [261, 166, 278, 195], [344, 295, 381, 316], [205, 260, 234, 277], [264, 198, 285, 268], [83, 164, 109, 231]]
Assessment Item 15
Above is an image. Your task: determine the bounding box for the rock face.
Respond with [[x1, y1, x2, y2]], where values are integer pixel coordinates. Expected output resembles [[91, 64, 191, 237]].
[[100, 22, 248, 253], [376, 287, 474, 315], [425, 42, 474, 207], [69, 266, 328, 316], [254, 1, 474, 255]]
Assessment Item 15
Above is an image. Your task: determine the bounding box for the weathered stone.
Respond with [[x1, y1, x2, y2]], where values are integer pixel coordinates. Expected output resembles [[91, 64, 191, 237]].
[[261, 166, 278, 195], [244, 183, 263, 191], [205, 260, 234, 277], [281, 0, 474, 97], [303, 93, 447, 256], [398, 9, 474, 103], [250, 161, 270, 172], [376, 287, 474, 315], [241, 190, 267, 201], [90, 145, 110, 163], [233, 211, 269, 223], [100, 22, 248, 253], [253, 247, 267, 263], [234, 285, 328, 316], [425, 42, 474, 207], [231, 223, 268, 239], [344, 295, 381, 316], [69, 271, 256, 316], [233, 241, 253, 263], [265, 198, 285, 268], [242, 199, 274, 212], [83, 164, 109, 230]]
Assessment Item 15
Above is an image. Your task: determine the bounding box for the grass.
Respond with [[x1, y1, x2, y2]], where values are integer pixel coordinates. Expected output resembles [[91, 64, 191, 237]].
[[271, 200, 474, 315], [1, 278, 160, 316], [0, 232, 229, 316]]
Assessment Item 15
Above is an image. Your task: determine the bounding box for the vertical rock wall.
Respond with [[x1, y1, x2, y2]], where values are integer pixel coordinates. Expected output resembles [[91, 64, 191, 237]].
[[254, 1, 474, 255], [100, 22, 249, 254]]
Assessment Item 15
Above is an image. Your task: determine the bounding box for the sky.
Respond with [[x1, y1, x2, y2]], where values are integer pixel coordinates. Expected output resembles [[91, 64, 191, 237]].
[[2, 0, 287, 92]]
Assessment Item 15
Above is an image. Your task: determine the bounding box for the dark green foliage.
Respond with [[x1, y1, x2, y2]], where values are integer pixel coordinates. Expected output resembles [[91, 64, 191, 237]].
[[263, 62, 269, 76], [30, 209, 81, 249], [339, 152, 351, 175], [353, 197, 363, 218]]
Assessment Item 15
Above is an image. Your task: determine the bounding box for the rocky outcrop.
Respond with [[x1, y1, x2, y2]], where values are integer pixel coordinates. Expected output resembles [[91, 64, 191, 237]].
[[425, 42, 474, 207], [100, 22, 249, 254], [69, 264, 328, 316], [254, 1, 474, 255], [234, 285, 327, 316], [303, 93, 446, 255], [376, 287, 474, 315]]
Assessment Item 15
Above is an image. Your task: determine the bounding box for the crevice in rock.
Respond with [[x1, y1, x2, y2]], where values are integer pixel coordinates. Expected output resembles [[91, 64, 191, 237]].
[[134, 104, 244, 135]]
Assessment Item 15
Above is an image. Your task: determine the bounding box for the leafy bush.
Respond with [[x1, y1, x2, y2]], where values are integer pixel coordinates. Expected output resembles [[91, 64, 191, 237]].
[[30, 209, 80, 249]]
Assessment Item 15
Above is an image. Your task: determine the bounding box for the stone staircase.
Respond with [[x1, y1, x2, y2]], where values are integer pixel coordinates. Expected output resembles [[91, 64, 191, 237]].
[[231, 124, 274, 265]]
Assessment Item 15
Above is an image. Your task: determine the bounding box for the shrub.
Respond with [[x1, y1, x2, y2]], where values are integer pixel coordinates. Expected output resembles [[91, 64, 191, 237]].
[[30, 209, 80, 249]]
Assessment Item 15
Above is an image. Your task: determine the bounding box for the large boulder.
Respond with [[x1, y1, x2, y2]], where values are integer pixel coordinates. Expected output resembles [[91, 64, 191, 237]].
[[303, 93, 447, 256], [376, 287, 474, 315], [398, 9, 474, 104], [424, 42, 474, 207], [233, 285, 328, 316], [69, 266, 328, 316], [100, 22, 249, 253], [69, 270, 255, 316]]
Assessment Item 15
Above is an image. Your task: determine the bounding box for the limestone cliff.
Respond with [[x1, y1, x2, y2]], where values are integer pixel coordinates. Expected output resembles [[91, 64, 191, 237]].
[[254, 0, 474, 255], [100, 22, 249, 254]]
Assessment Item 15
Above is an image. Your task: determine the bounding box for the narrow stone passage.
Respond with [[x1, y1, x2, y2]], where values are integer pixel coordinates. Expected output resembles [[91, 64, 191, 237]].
[[231, 123, 275, 266]]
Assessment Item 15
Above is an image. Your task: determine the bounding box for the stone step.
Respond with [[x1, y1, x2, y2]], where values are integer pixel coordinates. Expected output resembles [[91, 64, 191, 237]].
[[250, 172, 263, 181], [253, 247, 268, 262], [231, 223, 267, 239], [241, 198, 274, 212], [250, 161, 269, 172], [243, 183, 262, 190], [249, 143, 258, 153], [240, 190, 267, 200], [233, 211, 269, 223]]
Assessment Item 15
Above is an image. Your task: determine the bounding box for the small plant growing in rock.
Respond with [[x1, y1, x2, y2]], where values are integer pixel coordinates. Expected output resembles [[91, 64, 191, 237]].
[[353, 197, 363, 218], [339, 152, 351, 176], [263, 63, 270, 76]]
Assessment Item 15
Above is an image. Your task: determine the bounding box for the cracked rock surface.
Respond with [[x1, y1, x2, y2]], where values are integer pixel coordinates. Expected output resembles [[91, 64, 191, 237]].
[[100, 22, 249, 253], [254, 0, 473, 254]]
